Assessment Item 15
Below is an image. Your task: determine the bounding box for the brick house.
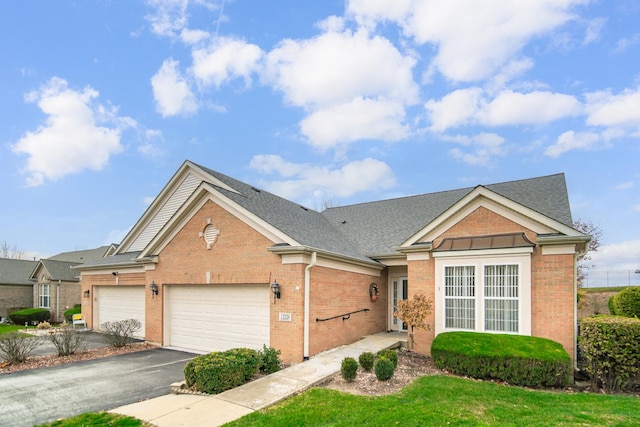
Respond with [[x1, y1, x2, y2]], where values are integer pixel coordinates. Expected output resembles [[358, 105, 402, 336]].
[[30, 246, 116, 322], [76, 160, 589, 363], [0, 258, 37, 320]]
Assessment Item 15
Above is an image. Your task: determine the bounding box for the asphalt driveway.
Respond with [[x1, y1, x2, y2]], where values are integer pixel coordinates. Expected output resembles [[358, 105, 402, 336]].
[[0, 347, 196, 427]]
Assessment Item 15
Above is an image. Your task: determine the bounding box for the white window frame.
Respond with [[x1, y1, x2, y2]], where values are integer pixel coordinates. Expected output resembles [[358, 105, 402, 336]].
[[434, 249, 532, 337], [39, 283, 50, 308]]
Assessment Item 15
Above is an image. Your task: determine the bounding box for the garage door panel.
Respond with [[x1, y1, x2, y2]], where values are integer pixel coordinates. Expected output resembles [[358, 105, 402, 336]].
[[166, 285, 269, 354], [96, 286, 145, 339]]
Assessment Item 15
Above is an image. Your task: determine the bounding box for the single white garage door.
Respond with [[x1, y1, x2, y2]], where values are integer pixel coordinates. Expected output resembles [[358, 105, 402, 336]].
[[95, 286, 145, 339], [165, 285, 270, 353]]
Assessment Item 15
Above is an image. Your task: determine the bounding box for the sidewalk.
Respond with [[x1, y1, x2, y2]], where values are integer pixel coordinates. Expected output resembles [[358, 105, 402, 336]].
[[111, 332, 406, 427]]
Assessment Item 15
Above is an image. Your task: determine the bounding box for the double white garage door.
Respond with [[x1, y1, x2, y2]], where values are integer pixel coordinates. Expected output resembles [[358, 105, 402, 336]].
[[165, 285, 270, 354], [95, 285, 270, 353]]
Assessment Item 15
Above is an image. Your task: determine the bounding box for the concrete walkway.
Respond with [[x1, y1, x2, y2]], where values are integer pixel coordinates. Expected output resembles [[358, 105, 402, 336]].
[[111, 332, 406, 427]]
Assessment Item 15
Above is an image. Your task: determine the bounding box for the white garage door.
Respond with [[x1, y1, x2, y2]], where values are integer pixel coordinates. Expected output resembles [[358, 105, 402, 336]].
[[95, 286, 145, 339], [166, 285, 270, 353]]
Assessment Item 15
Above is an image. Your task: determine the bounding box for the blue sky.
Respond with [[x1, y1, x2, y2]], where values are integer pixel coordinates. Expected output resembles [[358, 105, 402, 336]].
[[1, 1, 639, 274]]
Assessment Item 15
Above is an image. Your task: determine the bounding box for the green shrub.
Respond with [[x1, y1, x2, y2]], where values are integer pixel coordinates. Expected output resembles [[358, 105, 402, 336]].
[[224, 348, 261, 381], [8, 308, 50, 325], [610, 287, 640, 318], [341, 357, 358, 382], [377, 349, 398, 368], [184, 348, 262, 394], [259, 344, 282, 374], [374, 357, 395, 381], [579, 315, 640, 392], [358, 351, 375, 371], [431, 332, 572, 388], [608, 296, 617, 315], [64, 305, 82, 323]]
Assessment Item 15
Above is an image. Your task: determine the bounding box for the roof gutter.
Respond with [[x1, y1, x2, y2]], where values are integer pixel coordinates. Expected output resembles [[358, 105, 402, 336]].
[[303, 252, 316, 361]]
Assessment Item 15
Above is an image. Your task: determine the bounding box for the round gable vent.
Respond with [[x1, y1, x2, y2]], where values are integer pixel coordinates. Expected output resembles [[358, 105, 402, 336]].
[[203, 224, 220, 249]]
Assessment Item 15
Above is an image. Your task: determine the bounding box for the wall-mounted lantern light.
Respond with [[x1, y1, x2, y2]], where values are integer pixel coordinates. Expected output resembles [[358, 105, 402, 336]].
[[369, 283, 379, 301], [83, 290, 90, 298], [150, 281, 159, 297], [270, 279, 281, 304]]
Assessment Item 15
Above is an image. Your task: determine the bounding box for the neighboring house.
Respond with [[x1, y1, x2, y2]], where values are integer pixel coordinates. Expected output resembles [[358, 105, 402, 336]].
[[30, 245, 116, 322], [0, 258, 38, 320], [75, 160, 589, 364]]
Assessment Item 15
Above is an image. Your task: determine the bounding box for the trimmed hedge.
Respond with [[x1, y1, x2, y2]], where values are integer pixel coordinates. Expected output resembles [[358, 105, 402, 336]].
[[64, 305, 82, 322], [431, 332, 572, 388], [377, 349, 398, 369], [8, 308, 50, 325], [609, 287, 640, 318], [358, 351, 375, 371], [579, 315, 640, 392], [184, 348, 261, 394], [374, 357, 395, 381]]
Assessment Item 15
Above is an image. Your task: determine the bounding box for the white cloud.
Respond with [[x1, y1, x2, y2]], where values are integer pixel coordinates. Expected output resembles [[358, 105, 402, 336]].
[[426, 89, 581, 131], [614, 181, 634, 190], [479, 90, 582, 126], [264, 29, 418, 108], [191, 36, 263, 88], [12, 77, 127, 186], [145, 0, 220, 39], [585, 87, 640, 128], [299, 97, 409, 149], [425, 88, 483, 131], [263, 29, 418, 148], [249, 155, 396, 200], [151, 58, 198, 117], [349, 0, 584, 82], [589, 240, 640, 271], [544, 130, 604, 158], [446, 133, 507, 166], [582, 17, 607, 45]]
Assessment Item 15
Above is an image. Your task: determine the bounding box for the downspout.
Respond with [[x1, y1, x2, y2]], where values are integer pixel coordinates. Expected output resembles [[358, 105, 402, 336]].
[[56, 280, 60, 323], [303, 252, 317, 361]]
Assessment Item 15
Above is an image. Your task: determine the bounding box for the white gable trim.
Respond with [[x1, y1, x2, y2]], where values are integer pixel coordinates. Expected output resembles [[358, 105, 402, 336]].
[[117, 161, 241, 255], [139, 182, 299, 257], [403, 187, 583, 247]]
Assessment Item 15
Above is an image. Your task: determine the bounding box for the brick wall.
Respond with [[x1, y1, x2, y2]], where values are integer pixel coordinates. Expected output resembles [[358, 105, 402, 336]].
[[0, 285, 32, 318]]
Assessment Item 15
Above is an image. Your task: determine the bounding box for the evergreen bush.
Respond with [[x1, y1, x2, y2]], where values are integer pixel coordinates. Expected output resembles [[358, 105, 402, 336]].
[[610, 287, 640, 318], [377, 349, 398, 368], [358, 351, 375, 371], [259, 344, 282, 374], [374, 357, 395, 381], [8, 308, 50, 325], [184, 347, 263, 394], [341, 357, 358, 382]]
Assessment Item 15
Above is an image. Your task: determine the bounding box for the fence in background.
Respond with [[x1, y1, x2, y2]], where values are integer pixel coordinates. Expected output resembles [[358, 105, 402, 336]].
[[582, 269, 640, 288]]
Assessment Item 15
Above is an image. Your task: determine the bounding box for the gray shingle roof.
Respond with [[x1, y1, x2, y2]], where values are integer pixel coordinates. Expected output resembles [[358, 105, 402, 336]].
[[0, 259, 38, 286], [39, 259, 81, 281], [195, 163, 372, 262], [322, 173, 573, 257], [48, 245, 113, 263]]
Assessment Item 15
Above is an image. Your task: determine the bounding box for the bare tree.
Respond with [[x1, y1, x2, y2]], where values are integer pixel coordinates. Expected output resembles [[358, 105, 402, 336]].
[[0, 241, 25, 260], [573, 219, 603, 287]]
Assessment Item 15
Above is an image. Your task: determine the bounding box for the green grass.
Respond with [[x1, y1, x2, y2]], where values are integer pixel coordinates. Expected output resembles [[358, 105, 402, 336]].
[[0, 324, 33, 335], [227, 375, 640, 426], [35, 412, 147, 426]]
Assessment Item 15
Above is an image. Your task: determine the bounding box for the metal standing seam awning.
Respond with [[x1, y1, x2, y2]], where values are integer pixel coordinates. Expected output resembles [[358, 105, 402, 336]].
[[432, 232, 535, 252]]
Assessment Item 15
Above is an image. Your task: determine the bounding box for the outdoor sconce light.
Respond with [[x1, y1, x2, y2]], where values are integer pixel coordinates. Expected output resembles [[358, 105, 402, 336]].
[[369, 283, 379, 301], [150, 281, 159, 297], [83, 290, 90, 298], [270, 280, 281, 304]]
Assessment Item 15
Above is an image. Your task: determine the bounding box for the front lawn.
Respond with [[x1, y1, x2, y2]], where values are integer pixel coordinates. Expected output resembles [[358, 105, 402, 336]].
[[0, 324, 33, 336], [228, 375, 640, 426], [35, 412, 147, 426]]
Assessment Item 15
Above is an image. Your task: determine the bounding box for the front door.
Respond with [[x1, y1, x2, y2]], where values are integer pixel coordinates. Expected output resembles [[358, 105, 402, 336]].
[[391, 277, 408, 332]]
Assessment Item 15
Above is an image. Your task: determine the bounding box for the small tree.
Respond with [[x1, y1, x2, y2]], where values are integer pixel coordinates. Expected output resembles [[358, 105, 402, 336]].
[[394, 292, 433, 353], [573, 219, 602, 288]]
